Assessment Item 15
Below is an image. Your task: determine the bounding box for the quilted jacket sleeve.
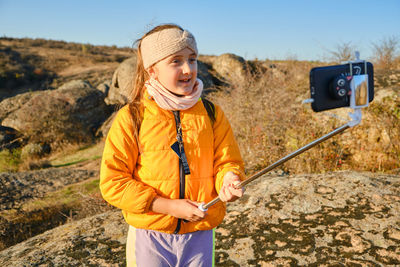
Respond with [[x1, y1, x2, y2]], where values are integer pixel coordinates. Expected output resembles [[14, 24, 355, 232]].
[[100, 106, 157, 214], [213, 105, 245, 193]]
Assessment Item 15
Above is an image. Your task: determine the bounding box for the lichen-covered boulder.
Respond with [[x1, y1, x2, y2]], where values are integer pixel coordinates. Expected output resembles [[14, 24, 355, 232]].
[[106, 56, 137, 106], [0, 211, 127, 266], [1, 171, 399, 266], [212, 53, 247, 84], [1, 80, 111, 144], [215, 171, 400, 266]]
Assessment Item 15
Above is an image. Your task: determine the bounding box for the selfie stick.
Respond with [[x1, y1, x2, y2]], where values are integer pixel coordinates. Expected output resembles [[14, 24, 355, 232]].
[[198, 57, 369, 212]]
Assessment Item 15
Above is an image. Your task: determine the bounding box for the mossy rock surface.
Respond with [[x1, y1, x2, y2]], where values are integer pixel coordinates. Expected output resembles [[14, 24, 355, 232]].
[[0, 211, 127, 266], [1, 171, 399, 266], [215, 171, 400, 266]]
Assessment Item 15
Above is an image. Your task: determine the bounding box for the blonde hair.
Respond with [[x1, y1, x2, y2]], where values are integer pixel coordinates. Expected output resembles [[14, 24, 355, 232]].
[[129, 23, 183, 139]]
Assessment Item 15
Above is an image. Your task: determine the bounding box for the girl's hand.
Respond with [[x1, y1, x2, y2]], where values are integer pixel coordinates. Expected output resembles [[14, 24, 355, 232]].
[[150, 197, 206, 222], [169, 199, 207, 222], [219, 171, 244, 202]]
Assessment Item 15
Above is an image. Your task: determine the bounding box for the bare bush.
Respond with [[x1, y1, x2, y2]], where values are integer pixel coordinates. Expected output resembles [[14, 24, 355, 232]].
[[328, 42, 356, 63], [372, 36, 399, 69], [209, 61, 318, 173], [210, 60, 400, 174]]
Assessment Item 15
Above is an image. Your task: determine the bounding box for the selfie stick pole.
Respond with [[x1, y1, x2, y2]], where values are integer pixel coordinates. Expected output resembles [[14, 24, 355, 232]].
[[199, 54, 370, 212], [198, 108, 362, 212]]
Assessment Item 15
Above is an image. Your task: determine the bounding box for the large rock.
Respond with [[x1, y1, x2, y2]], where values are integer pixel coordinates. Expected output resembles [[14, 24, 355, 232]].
[[106, 56, 137, 106], [1, 80, 110, 144], [0, 168, 97, 211], [0, 92, 36, 149], [0, 125, 21, 150], [96, 80, 111, 95], [1, 171, 399, 266], [374, 87, 398, 103], [0, 168, 99, 249], [212, 53, 247, 84], [215, 171, 400, 266], [0, 211, 127, 266], [0, 91, 34, 122], [95, 111, 117, 138], [198, 61, 216, 90]]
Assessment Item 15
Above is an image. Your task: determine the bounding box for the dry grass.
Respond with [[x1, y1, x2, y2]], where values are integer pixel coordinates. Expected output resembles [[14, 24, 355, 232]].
[[210, 60, 400, 175], [0, 177, 114, 249], [19, 178, 110, 218], [0, 149, 21, 172], [372, 36, 400, 70], [48, 142, 104, 167], [0, 37, 132, 92]]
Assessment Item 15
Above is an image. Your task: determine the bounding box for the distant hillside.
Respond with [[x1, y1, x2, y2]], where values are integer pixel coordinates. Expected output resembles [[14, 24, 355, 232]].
[[0, 37, 132, 99], [0, 36, 399, 175]]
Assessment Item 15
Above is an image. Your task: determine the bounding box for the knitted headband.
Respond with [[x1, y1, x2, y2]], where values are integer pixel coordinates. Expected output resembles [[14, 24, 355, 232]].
[[140, 27, 198, 69]]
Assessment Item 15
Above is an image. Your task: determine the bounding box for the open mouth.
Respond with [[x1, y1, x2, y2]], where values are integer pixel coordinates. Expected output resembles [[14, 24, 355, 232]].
[[179, 77, 191, 84]]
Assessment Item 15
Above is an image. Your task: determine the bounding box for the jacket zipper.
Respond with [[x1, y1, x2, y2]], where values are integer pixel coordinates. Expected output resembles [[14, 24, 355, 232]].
[[173, 111, 185, 234]]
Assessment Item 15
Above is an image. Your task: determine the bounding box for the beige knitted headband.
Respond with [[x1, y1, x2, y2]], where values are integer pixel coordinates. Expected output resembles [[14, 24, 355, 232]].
[[140, 27, 198, 69]]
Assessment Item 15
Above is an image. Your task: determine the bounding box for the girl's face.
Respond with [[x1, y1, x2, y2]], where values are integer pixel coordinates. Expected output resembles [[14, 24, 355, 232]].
[[148, 48, 198, 96]]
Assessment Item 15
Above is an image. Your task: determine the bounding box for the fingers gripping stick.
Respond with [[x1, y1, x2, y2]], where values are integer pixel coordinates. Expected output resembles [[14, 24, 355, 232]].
[[198, 183, 242, 211], [198, 203, 208, 212]]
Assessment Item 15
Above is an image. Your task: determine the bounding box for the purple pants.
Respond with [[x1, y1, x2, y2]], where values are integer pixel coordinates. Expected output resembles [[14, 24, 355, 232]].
[[127, 226, 215, 267]]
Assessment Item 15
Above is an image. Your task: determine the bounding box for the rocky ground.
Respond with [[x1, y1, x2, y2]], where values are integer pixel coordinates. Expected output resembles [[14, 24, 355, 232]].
[[0, 169, 399, 266], [216, 171, 400, 266], [0, 163, 104, 250], [0, 167, 97, 211]]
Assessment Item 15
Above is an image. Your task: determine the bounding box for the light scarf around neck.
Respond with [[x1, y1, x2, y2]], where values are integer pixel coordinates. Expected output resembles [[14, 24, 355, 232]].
[[145, 78, 203, 110]]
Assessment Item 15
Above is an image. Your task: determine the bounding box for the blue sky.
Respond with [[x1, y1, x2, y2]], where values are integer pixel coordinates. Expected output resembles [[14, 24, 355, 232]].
[[1, 0, 399, 61]]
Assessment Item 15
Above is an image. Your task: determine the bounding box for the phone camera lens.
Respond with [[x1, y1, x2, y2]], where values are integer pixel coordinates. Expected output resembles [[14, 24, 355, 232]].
[[338, 88, 347, 97], [330, 76, 350, 100], [337, 79, 345, 87]]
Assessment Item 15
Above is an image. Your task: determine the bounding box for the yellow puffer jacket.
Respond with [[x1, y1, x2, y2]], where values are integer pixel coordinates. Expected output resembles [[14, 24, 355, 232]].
[[100, 91, 244, 234]]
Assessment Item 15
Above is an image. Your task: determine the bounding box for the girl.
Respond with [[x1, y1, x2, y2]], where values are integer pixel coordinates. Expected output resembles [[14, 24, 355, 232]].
[[100, 24, 245, 267]]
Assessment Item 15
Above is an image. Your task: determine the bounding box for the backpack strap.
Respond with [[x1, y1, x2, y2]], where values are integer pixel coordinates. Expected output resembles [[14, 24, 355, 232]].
[[201, 98, 216, 125]]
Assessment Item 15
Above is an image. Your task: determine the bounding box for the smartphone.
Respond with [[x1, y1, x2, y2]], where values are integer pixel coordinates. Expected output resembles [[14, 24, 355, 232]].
[[309, 62, 374, 112]]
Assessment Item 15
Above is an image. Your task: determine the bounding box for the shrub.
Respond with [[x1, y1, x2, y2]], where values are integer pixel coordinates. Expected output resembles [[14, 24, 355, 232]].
[[328, 42, 357, 63], [210, 60, 400, 174], [21, 143, 50, 159], [81, 44, 89, 54], [372, 36, 399, 69], [0, 149, 21, 172]]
